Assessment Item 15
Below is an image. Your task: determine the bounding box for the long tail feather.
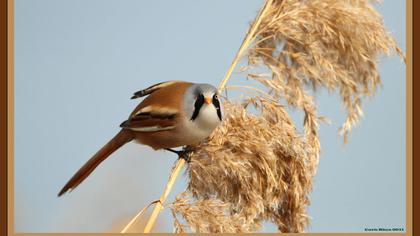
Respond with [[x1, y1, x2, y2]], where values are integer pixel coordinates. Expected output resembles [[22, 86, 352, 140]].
[[58, 130, 133, 197]]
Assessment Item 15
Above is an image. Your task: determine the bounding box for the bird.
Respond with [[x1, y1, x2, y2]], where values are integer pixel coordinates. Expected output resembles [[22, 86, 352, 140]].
[[58, 80, 222, 197]]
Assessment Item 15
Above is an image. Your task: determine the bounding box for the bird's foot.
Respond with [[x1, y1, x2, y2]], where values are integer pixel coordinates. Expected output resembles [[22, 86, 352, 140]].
[[165, 147, 194, 163], [179, 151, 192, 163], [182, 145, 197, 153], [165, 148, 183, 155]]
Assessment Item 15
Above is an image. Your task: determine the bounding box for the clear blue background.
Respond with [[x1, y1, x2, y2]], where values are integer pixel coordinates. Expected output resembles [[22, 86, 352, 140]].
[[14, 0, 406, 232]]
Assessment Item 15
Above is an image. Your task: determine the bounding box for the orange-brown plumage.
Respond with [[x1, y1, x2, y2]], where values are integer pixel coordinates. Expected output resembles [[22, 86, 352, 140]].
[[129, 81, 192, 117], [58, 81, 222, 196]]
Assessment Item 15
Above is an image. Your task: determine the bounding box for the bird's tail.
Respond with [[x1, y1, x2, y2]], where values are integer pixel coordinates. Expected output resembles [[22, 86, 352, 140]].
[[58, 130, 133, 197]]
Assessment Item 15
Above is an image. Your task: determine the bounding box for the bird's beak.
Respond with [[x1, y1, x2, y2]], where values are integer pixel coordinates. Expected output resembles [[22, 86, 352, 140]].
[[204, 97, 212, 104]]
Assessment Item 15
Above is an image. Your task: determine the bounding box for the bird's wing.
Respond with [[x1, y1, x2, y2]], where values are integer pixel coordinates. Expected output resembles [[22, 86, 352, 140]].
[[120, 105, 179, 132], [131, 80, 184, 99]]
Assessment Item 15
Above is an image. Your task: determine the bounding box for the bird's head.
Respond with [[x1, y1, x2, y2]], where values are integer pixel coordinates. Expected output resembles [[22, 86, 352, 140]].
[[184, 83, 222, 131]]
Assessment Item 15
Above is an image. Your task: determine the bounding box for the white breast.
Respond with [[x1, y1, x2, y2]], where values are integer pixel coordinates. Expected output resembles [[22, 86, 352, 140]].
[[182, 103, 221, 145]]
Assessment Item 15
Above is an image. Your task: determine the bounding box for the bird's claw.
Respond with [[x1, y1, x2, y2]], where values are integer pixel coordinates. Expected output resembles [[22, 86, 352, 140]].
[[179, 151, 192, 163], [165, 147, 194, 163]]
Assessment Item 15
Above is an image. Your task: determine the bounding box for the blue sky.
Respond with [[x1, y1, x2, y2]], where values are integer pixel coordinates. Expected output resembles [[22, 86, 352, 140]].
[[14, 0, 406, 232]]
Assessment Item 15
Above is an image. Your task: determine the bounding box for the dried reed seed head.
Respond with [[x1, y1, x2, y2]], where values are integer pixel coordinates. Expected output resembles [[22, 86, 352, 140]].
[[170, 0, 402, 233], [249, 0, 402, 142], [171, 192, 260, 233], [171, 99, 312, 233]]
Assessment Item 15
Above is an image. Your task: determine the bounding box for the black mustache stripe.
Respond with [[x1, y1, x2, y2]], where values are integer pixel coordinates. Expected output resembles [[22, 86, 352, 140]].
[[190, 94, 222, 121], [190, 94, 204, 121], [212, 95, 222, 121]]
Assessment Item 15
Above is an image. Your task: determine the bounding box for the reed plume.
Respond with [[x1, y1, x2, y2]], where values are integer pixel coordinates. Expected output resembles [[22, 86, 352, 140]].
[[168, 0, 403, 233], [120, 0, 403, 233]]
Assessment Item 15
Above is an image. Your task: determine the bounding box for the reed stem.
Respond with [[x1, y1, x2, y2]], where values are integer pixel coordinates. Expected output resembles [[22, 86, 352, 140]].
[[120, 200, 159, 233], [142, 158, 186, 233], [218, 0, 274, 93]]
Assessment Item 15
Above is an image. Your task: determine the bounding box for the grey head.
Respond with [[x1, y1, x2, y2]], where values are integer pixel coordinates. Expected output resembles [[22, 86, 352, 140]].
[[183, 83, 222, 122]]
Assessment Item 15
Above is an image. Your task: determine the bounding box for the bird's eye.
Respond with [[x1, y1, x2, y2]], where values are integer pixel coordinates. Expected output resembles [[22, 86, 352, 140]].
[[213, 94, 218, 100]]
